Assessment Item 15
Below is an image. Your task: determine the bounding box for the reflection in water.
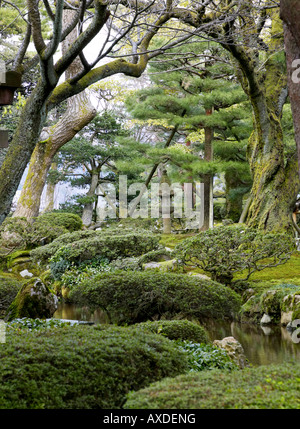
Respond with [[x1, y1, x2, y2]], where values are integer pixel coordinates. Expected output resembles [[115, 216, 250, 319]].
[[201, 318, 300, 367], [54, 303, 109, 324], [54, 304, 300, 367]]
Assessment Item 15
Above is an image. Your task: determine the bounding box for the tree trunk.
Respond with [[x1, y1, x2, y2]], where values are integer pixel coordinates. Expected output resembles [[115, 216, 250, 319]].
[[280, 0, 300, 178], [13, 10, 96, 220], [201, 109, 213, 231], [82, 170, 99, 227], [43, 163, 57, 213], [0, 80, 52, 223], [225, 171, 244, 222]]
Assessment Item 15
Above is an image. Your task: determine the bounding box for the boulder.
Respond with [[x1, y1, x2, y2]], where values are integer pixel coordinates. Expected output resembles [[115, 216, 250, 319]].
[[260, 313, 272, 325], [213, 336, 248, 369], [5, 278, 58, 321]]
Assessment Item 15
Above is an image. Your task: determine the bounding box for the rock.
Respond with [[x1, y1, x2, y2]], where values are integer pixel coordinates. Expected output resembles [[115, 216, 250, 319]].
[[143, 262, 161, 270], [260, 313, 272, 325], [187, 272, 210, 280], [213, 336, 248, 369], [281, 311, 293, 326], [19, 269, 34, 278], [5, 278, 58, 321]]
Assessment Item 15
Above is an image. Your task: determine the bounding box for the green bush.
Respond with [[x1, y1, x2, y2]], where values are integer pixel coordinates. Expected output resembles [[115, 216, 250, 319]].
[[0, 275, 22, 317], [34, 212, 83, 233], [175, 341, 239, 372], [131, 320, 209, 343], [0, 325, 189, 409], [124, 362, 300, 409], [175, 225, 295, 285], [31, 231, 160, 266], [70, 271, 242, 324]]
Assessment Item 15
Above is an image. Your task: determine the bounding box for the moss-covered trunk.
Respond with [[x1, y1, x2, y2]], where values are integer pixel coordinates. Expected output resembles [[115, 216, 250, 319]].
[[0, 80, 51, 224]]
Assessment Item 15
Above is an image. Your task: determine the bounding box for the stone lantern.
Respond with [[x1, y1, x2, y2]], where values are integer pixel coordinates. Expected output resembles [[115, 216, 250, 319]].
[[0, 70, 22, 148]]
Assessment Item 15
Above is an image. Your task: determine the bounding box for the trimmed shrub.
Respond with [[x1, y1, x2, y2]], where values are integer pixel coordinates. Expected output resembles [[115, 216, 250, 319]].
[[175, 225, 295, 285], [131, 320, 209, 343], [70, 271, 242, 324], [34, 212, 83, 233], [31, 231, 160, 266], [0, 325, 189, 409], [0, 275, 22, 317], [124, 362, 300, 409]]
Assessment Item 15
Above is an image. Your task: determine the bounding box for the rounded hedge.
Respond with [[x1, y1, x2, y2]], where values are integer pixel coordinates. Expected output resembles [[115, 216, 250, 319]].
[[70, 271, 242, 324], [0, 275, 22, 317], [35, 212, 83, 233], [124, 362, 300, 409], [0, 324, 189, 409], [131, 320, 210, 343], [31, 231, 160, 265]]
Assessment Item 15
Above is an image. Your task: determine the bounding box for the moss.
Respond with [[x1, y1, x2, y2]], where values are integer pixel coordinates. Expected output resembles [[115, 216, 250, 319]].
[[5, 278, 58, 321]]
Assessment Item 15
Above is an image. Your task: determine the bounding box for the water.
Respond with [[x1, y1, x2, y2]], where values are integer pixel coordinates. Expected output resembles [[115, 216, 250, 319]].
[[53, 303, 300, 367]]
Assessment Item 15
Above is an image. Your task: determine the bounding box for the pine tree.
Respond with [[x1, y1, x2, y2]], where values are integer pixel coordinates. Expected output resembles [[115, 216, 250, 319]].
[[125, 41, 253, 227]]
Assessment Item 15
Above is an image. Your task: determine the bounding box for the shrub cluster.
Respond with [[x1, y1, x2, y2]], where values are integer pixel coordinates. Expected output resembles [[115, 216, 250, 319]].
[[0, 325, 188, 409], [31, 230, 160, 267], [0, 213, 83, 249], [131, 320, 209, 343], [124, 362, 300, 409], [70, 271, 242, 324], [175, 225, 295, 285]]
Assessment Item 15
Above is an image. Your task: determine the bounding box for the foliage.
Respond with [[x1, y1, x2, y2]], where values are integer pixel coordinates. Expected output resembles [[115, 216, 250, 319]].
[[0, 275, 22, 317], [124, 362, 300, 409], [55, 257, 112, 285], [131, 320, 209, 344], [175, 341, 239, 372], [7, 317, 70, 331], [31, 231, 161, 267], [0, 325, 189, 409], [0, 213, 82, 249], [34, 212, 83, 233], [70, 271, 242, 324], [175, 225, 295, 285]]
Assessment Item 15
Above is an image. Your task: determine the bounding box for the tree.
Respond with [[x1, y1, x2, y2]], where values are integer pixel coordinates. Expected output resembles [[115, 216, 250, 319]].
[[126, 41, 252, 226], [0, 0, 200, 224], [50, 112, 130, 226], [280, 0, 300, 178]]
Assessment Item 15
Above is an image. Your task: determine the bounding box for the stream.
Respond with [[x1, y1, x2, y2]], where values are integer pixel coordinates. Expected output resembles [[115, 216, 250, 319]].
[[53, 303, 300, 367]]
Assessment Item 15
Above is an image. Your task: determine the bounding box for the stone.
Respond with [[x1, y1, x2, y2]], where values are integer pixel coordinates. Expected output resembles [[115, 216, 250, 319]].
[[187, 272, 211, 280], [260, 313, 272, 325], [19, 269, 34, 278], [143, 262, 161, 270], [5, 278, 58, 321], [213, 336, 248, 369], [281, 311, 293, 326]]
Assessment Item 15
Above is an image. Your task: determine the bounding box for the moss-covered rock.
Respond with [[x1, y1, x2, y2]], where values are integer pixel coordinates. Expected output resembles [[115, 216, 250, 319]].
[[5, 278, 58, 321], [131, 320, 210, 343], [0, 275, 22, 317], [124, 362, 300, 409]]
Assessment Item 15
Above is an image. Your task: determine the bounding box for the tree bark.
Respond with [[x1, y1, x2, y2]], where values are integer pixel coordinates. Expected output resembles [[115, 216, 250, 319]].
[[82, 169, 100, 226], [13, 10, 96, 220], [201, 109, 213, 231], [280, 0, 300, 178]]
